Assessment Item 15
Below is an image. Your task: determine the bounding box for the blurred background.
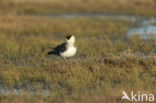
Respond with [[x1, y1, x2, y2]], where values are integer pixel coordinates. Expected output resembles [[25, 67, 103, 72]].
[[0, 0, 156, 103]]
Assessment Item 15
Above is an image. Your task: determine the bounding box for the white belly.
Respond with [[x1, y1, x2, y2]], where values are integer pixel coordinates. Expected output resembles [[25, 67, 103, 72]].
[[60, 47, 77, 58]]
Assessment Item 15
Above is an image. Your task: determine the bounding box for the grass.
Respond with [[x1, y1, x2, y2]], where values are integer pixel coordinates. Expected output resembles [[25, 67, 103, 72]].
[[0, 0, 156, 16], [0, 15, 156, 103], [0, 53, 156, 103], [0, 0, 156, 103]]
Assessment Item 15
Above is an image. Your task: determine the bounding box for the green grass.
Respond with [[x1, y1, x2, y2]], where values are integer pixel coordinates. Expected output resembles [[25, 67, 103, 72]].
[[0, 15, 156, 103], [1, 0, 156, 16], [0, 0, 156, 102], [0, 53, 156, 103]]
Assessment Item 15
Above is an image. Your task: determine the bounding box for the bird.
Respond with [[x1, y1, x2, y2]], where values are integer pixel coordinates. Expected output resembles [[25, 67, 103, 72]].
[[47, 35, 77, 58]]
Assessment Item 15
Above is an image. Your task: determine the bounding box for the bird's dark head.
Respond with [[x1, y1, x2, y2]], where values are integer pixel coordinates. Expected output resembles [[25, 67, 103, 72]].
[[66, 35, 72, 40], [66, 35, 75, 44]]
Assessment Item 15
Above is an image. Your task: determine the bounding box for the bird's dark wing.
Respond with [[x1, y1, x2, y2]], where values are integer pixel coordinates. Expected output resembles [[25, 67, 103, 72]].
[[47, 43, 66, 55], [53, 43, 66, 52]]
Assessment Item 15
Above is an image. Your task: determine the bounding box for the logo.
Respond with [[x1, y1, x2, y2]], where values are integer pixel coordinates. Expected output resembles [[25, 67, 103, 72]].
[[121, 91, 154, 102]]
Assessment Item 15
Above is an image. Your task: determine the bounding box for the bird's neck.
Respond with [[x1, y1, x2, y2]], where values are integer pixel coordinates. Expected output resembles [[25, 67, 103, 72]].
[[66, 42, 74, 47]]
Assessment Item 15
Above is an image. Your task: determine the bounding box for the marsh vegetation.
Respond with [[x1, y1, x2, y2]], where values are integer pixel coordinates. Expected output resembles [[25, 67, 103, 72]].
[[0, 0, 156, 103]]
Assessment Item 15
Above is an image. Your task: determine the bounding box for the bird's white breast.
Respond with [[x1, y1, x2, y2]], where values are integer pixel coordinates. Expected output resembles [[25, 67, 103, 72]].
[[60, 47, 76, 58]]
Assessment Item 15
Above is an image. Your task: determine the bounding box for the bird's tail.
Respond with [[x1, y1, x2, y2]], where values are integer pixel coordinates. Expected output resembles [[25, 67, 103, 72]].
[[47, 51, 59, 55], [47, 51, 55, 55]]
